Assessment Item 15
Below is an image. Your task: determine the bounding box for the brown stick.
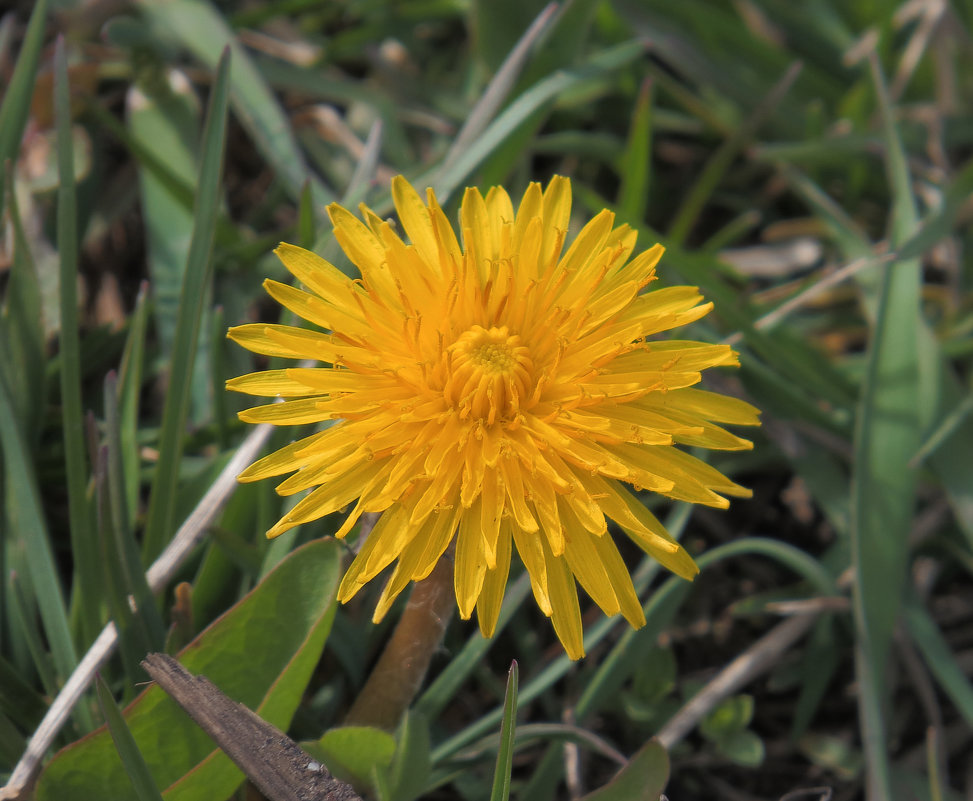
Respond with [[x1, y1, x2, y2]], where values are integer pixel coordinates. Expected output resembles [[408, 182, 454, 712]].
[[142, 653, 361, 801]]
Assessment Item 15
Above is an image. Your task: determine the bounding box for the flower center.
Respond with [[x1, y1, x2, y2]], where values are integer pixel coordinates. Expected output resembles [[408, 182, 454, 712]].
[[446, 326, 534, 424]]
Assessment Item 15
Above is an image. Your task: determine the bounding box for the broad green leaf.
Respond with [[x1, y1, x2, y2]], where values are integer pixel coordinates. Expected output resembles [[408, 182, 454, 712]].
[[305, 727, 396, 792], [35, 538, 341, 801], [578, 740, 668, 801]]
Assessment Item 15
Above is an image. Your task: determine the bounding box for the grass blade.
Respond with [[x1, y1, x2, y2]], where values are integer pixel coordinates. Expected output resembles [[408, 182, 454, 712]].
[[0, 0, 48, 221], [55, 37, 102, 647], [136, 0, 332, 208], [666, 62, 802, 247], [1, 165, 45, 440], [95, 675, 166, 801], [616, 78, 653, 226], [431, 39, 646, 202], [903, 597, 973, 730], [850, 54, 922, 801], [142, 47, 231, 563], [104, 372, 167, 656], [489, 661, 519, 801], [117, 282, 150, 522], [440, 3, 558, 177]]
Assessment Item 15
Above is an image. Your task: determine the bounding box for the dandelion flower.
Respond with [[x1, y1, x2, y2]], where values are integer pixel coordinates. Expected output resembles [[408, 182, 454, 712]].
[[227, 175, 760, 659]]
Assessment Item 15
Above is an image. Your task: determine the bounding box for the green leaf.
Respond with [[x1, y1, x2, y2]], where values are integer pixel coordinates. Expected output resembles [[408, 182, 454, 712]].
[[0, 336, 78, 701], [850, 56, 921, 801], [55, 36, 101, 653], [715, 729, 765, 768], [578, 740, 668, 801], [116, 283, 150, 523], [35, 537, 341, 801], [142, 47, 230, 564], [430, 39, 646, 202], [489, 662, 519, 801], [700, 695, 754, 740], [127, 69, 212, 425], [0, 0, 48, 221], [616, 78, 653, 226], [0, 165, 45, 440], [0, 654, 48, 732], [96, 676, 166, 801], [903, 596, 973, 730], [305, 726, 396, 792], [386, 711, 432, 801]]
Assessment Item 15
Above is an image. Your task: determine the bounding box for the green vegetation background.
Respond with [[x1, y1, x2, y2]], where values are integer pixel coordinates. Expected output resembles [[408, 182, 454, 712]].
[[1, 1, 972, 799]]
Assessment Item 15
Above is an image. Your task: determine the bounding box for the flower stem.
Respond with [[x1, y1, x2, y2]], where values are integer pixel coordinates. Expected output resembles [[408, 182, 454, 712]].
[[344, 556, 455, 731]]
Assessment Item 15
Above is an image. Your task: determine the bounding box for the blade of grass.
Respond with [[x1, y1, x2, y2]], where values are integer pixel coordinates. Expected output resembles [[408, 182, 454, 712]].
[[414, 574, 531, 721], [850, 53, 921, 801], [0, 0, 48, 222], [666, 62, 803, 247], [96, 446, 147, 686], [910, 392, 973, 468], [616, 78, 654, 226], [116, 282, 149, 522], [0, 711, 26, 769], [1, 165, 45, 440], [903, 596, 973, 730], [142, 48, 231, 563], [0, 654, 48, 732], [104, 373, 167, 657], [2, 422, 275, 797], [55, 37, 101, 647], [209, 304, 229, 450], [0, 283, 80, 716], [434, 535, 835, 765], [9, 573, 59, 700], [95, 675, 166, 801], [429, 39, 646, 203], [489, 662, 519, 801], [575, 537, 835, 725], [127, 75, 213, 426], [440, 2, 558, 176], [136, 0, 332, 208]]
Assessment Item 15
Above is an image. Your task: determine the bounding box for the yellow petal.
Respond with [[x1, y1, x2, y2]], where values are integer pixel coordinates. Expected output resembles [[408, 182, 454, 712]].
[[392, 175, 441, 272], [274, 242, 362, 302], [540, 535, 584, 659], [476, 518, 513, 638], [455, 507, 487, 619]]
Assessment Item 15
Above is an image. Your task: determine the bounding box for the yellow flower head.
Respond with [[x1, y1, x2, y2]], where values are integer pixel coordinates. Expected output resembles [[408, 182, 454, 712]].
[[227, 176, 760, 659]]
